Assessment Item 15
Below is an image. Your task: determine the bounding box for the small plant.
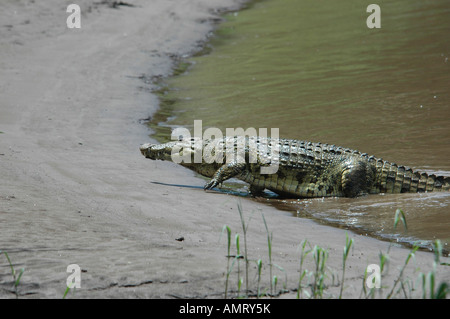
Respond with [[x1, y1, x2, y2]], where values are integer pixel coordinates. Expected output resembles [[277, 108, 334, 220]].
[[339, 233, 354, 299], [420, 273, 448, 299], [220, 200, 253, 298], [262, 214, 274, 295], [272, 275, 278, 294], [273, 264, 288, 296], [222, 225, 232, 299], [63, 282, 73, 299], [235, 233, 243, 297], [237, 200, 252, 296], [394, 208, 408, 231], [1, 250, 25, 299], [296, 239, 311, 299], [386, 244, 419, 299], [256, 259, 263, 298], [419, 240, 449, 299], [432, 239, 450, 267], [311, 245, 328, 299]]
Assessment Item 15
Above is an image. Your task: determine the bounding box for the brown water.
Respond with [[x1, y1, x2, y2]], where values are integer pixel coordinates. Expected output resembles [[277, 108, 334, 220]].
[[150, 0, 450, 251]]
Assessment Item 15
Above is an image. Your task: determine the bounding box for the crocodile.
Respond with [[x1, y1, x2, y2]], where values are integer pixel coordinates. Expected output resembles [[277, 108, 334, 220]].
[[139, 136, 450, 198]]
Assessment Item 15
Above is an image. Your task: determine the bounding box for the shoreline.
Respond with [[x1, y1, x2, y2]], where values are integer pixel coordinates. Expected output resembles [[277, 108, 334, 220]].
[[0, 0, 448, 298], [148, 52, 449, 256], [145, 2, 449, 256]]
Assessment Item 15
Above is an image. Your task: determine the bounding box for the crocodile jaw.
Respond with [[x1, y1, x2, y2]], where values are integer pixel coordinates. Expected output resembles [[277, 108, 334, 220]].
[[139, 143, 173, 161], [140, 139, 200, 162], [139, 143, 151, 156]]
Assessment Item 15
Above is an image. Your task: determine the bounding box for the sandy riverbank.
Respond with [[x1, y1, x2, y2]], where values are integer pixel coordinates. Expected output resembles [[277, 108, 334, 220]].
[[0, 0, 448, 299]]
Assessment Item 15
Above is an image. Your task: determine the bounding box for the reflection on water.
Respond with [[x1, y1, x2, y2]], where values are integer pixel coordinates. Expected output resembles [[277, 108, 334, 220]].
[[149, 0, 450, 250], [262, 192, 450, 253]]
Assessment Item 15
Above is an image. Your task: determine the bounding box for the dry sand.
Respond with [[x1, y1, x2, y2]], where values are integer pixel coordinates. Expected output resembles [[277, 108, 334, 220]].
[[0, 0, 448, 299]]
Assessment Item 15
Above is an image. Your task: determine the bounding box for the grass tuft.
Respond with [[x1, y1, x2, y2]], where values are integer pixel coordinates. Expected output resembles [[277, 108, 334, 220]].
[[222, 204, 449, 299], [339, 233, 354, 299], [0, 250, 25, 299]]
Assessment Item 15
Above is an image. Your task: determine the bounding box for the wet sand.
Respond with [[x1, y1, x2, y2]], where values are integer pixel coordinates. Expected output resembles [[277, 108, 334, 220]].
[[0, 0, 448, 298]]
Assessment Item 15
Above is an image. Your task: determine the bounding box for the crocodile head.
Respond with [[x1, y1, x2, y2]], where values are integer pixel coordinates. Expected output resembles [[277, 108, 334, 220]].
[[140, 142, 175, 161], [139, 138, 202, 163]]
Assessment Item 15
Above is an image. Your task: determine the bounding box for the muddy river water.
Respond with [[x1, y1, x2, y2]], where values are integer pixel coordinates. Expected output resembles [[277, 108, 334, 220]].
[[149, 0, 450, 251]]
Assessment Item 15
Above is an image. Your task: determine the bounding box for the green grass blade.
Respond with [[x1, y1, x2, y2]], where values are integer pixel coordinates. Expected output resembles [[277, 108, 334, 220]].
[[434, 283, 448, 299], [394, 209, 407, 231], [15, 268, 25, 287]]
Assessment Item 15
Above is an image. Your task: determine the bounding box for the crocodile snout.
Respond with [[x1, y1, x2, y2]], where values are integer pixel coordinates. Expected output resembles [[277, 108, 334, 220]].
[[139, 144, 152, 156]]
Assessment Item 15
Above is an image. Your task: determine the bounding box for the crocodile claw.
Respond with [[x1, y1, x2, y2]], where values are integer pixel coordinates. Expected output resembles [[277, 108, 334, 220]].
[[204, 179, 219, 190]]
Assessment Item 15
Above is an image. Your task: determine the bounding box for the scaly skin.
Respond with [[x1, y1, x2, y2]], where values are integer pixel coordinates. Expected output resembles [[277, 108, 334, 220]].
[[139, 136, 450, 198]]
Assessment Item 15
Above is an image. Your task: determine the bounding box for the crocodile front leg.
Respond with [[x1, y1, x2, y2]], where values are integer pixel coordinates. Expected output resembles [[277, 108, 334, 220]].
[[204, 161, 247, 190]]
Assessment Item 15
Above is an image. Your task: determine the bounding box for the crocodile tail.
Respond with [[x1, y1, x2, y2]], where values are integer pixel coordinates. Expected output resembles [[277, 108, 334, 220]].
[[373, 160, 450, 193]]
